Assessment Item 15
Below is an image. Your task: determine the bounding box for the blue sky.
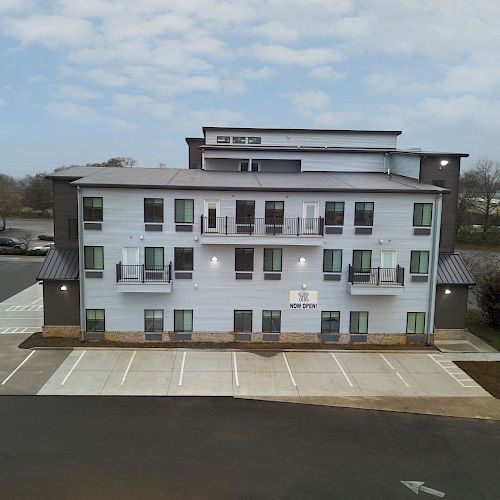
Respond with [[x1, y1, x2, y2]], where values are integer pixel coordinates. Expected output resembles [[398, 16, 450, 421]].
[[1, 0, 499, 177]]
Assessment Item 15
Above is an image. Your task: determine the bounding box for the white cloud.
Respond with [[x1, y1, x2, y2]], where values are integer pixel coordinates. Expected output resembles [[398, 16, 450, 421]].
[[110, 94, 174, 119], [309, 66, 345, 82], [253, 21, 299, 44], [240, 66, 276, 80], [58, 85, 100, 101], [287, 90, 331, 115], [185, 108, 242, 127], [0, 98, 7, 107], [252, 44, 343, 67]]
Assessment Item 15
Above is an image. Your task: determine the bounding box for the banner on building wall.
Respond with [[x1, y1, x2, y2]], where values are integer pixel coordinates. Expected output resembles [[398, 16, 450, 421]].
[[289, 290, 318, 309]]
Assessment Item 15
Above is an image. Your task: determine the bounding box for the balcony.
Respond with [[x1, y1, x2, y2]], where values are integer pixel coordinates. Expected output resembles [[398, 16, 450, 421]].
[[115, 263, 172, 293], [347, 265, 405, 296], [200, 216, 325, 246]]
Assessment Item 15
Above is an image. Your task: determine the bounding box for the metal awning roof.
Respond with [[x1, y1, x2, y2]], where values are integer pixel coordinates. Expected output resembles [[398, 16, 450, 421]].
[[37, 248, 79, 281], [437, 253, 475, 286]]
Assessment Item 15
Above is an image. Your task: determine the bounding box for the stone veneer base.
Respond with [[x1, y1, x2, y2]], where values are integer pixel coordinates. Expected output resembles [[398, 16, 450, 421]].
[[42, 326, 80, 338]]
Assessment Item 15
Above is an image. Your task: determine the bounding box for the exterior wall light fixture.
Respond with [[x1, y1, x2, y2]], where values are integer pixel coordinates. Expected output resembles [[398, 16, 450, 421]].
[[299, 257, 306, 263], [60, 285, 67, 291], [302, 284, 307, 290], [440, 160, 449, 166], [444, 289, 451, 295], [211, 256, 218, 262]]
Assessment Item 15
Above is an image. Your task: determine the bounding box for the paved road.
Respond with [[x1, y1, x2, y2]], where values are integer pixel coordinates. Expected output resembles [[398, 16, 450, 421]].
[[0, 256, 44, 302], [0, 217, 53, 238], [0, 397, 498, 499]]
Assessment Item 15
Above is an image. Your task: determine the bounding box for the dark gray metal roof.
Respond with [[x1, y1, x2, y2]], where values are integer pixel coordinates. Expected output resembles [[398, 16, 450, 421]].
[[437, 253, 475, 286], [37, 248, 79, 281], [71, 168, 448, 194], [46, 166, 105, 180]]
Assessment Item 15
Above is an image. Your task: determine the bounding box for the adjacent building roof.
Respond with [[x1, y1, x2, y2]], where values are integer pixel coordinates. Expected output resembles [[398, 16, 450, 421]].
[[46, 166, 105, 180], [203, 126, 403, 135], [37, 248, 79, 281], [70, 167, 449, 194], [437, 253, 475, 286]]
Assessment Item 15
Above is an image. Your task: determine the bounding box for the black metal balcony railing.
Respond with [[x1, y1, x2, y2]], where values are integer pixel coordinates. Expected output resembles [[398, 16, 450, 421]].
[[348, 265, 404, 286], [116, 263, 172, 283], [201, 216, 324, 236]]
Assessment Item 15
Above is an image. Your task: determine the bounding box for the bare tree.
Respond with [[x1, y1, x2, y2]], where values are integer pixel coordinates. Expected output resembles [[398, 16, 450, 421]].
[[0, 174, 22, 231], [19, 232, 35, 250], [457, 171, 478, 233], [470, 158, 500, 232]]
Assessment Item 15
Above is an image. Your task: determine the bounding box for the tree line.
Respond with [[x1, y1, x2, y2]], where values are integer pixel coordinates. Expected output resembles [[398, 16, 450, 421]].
[[0, 157, 136, 230]]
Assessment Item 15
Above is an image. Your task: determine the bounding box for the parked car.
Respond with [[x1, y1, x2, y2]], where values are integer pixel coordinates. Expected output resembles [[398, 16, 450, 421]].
[[0, 237, 23, 248], [32, 242, 54, 253]]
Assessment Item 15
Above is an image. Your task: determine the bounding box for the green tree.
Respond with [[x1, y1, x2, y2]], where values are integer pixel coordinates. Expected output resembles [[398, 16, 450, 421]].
[[476, 270, 500, 328], [22, 172, 53, 213]]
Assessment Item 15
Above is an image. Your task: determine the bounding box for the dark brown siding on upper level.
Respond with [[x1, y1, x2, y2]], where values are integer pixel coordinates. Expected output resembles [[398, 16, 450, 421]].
[[186, 138, 204, 169], [52, 179, 78, 249], [419, 157, 460, 252], [434, 284, 468, 330]]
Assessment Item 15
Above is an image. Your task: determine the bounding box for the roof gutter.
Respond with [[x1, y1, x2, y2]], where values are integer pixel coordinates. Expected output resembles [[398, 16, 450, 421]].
[[427, 192, 442, 345], [77, 186, 86, 343]]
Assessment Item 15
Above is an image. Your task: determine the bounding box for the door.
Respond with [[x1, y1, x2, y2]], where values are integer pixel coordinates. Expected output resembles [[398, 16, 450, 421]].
[[302, 202, 319, 234], [380, 251, 397, 283], [236, 200, 255, 233], [204, 200, 220, 232], [122, 247, 139, 280]]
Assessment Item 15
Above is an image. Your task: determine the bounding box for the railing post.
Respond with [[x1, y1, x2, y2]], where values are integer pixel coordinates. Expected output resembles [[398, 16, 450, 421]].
[[200, 215, 204, 234], [142, 264, 144, 283], [297, 217, 300, 236], [225, 216, 228, 235], [116, 263, 119, 282], [377, 267, 380, 285], [320, 217, 324, 235], [168, 262, 172, 283]]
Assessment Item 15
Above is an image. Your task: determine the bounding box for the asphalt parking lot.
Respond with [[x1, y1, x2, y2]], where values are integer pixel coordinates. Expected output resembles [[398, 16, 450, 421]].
[[0, 256, 44, 302], [0, 281, 43, 334]]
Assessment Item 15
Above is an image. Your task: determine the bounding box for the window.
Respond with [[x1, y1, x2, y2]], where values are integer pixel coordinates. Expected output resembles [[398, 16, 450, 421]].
[[262, 310, 281, 333], [235, 248, 254, 271], [354, 202, 374, 226], [234, 310, 252, 333], [239, 160, 259, 172], [217, 136, 230, 143], [174, 310, 193, 332], [407, 312, 425, 334], [350, 311, 368, 334], [264, 248, 282, 272], [145, 309, 163, 332], [410, 251, 429, 274], [174, 247, 193, 271], [175, 199, 194, 223], [68, 217, 78, 240], [325, 202, 344, 226], [265, 201, 284, 225], [233, 136, 246, 144], [352, 250, 372, 271], [86, 309, 105, 332], [323, 249, 342, 273], [83, 197, 103, 222], [84, 246, 104, 270], [248, 137, 261, 144], [144, 198, 163, 223], [413, 203, 433, 227], [145, 247, 164, 270], [236, 200, 255, 224], [321, 311, 340, 334]]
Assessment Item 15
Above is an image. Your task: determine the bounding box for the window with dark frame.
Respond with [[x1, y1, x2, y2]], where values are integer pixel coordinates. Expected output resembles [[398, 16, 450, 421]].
[[144, 198, 164, 223], [265, 201, 284, 225], [410, 251, 429, 274], [323, 249, 342, 273], [145, 247, 164, 270], [216, 136, 230, 143], [174, 310, 193, 332], [235, 248, 254, 272], [236, 200, 255, 224], [321, 311, 340, 334], [354, 202, 374, 226], [262, 310, 281, 333], [350, 311, 368, 334], [234, 310, 252, 332], [175, 199, 194, 223], [413, 203, 433, 227], [407, 312, 425, 334], [352, 250, 372, 271], [239, 160, 259, 172], [263, 248, 282, 272], [84, 246, 104, 270], [145, 309, 164, 332], [325, 202, 344, 226], [83, 197, 103, 222], [233, 136, 246, 144], [248, 137, 261, 144], [86, 309, 105, 332], [174, 247, 193, 271]]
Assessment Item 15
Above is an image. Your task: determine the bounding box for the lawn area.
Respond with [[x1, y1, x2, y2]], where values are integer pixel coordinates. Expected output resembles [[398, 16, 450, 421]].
[[456, 362, 500, 399], [466, 309, 500, 351], [456, 242, 500, 252]]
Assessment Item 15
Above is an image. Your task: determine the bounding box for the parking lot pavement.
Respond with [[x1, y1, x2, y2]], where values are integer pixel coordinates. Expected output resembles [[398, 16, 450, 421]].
[[30, 349, 492, 401], [0, 282, 43, 334]]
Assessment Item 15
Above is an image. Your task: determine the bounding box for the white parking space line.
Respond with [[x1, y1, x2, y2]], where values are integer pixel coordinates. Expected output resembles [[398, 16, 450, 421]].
[[178, 352, 187, 386], [428, 354, 480, 388], [121, 351, 136, 385], [379, 354, 395, 370], [282, 353, 297, 387], [380, 354, 410, 387], [232, 352, 239, 387], [395, 372, 410, 387], [331, 353, 353, 387], [0, 327, 39, 334], [61, 351, 86, 386], [1, 351, 36, 385]]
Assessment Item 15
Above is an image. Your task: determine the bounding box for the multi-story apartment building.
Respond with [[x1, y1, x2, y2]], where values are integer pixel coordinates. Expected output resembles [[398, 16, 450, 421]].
[[37, 126, 474, 344]]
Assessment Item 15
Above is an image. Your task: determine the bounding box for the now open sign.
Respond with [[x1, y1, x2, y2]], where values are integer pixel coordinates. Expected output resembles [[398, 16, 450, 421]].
[[289, 290, 318, 309]]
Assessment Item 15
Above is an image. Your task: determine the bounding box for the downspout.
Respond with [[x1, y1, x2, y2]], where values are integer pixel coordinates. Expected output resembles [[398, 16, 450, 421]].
[[427, 192, 442, 346], [77, 186, 85, 342]]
